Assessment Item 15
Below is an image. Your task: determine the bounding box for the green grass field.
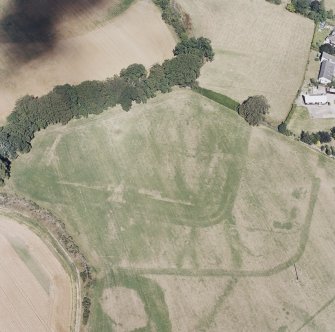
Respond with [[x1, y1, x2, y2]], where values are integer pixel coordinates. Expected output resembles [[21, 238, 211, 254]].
[[8, 90, 335, 331], [193, 86, 239, 110], [287, 105, 335, 135], [312, 25, 331, 50], [176, 0, 314, 124]]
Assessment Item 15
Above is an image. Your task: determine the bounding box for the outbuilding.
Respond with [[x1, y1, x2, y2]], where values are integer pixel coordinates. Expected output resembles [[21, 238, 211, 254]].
[[302, 94, 328, 105]]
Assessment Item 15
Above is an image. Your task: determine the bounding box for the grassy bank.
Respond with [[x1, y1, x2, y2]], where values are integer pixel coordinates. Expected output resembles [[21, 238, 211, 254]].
[[193, 86, 239, 110]]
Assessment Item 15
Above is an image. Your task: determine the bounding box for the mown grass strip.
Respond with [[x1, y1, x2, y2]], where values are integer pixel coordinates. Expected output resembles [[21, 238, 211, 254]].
[[107, 0, 136, 19], [192, 86, 239, 110]]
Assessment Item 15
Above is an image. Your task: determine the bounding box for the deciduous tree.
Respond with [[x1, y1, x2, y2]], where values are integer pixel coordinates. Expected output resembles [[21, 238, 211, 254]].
[[237, 95, 270, 126]]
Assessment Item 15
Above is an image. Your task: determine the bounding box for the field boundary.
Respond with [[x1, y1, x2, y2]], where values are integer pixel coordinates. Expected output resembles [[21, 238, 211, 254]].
[[192, 86, 239, 110], [0, 208, 81, 331], [0, 193, 95, 331]]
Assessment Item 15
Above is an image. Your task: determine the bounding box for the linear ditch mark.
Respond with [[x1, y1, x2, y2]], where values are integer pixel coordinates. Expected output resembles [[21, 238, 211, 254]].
[[295, 293, 335, 332], [115, 177, 320, 278], [195, 277, 238, 331]]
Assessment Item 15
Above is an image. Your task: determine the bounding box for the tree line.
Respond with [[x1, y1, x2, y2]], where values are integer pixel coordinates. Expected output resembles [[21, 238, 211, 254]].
[[300, 129, 333, 145], [154, 0, 188, 39], [300, 128, 335, 156], [278, 121, 335, 157], [287, 0, 334, 22], [0, 37, 214, 185]]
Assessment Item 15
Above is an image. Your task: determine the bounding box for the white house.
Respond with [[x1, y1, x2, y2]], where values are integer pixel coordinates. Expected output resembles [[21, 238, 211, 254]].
[[302, 94, 328, 105]]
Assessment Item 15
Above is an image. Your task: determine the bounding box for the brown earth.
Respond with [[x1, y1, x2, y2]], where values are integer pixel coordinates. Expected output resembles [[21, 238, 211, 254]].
[[0, 214, 72, 332], [0, 0, 176, 123]]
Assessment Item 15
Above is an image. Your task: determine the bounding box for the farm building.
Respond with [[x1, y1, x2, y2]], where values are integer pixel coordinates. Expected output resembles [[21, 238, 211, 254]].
[[327, 87, 335, 94], [318, 59, 335, 84], [302, 94, 328, 105], [320, 52, 335, 64]]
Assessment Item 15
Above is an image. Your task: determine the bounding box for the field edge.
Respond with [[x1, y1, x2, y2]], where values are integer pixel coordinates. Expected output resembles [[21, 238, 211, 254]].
[[0, 200, 82, 332]]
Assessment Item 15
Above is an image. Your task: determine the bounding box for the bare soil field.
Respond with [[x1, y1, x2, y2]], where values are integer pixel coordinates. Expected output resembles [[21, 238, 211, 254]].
[[9, 90, 335, 331], [0, 0, 176, 123], [0, 214, 73, 332], [176, 0, 314, 124]]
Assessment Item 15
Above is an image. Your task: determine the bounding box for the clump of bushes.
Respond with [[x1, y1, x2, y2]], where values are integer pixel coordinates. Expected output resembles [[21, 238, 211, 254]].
[[287, 0, 333, 22], [0, 156, 10, 186], [300, 130, 332, 145], [153, 0, 188, 39], [173, 37, 215, 61], [321, 144, 335, 156], [266, 0, 281, 5], [277, 120, 335, 158], [299, 128, 335, 157], [278, 122, 293, 136], [82, 296, 92, 325]]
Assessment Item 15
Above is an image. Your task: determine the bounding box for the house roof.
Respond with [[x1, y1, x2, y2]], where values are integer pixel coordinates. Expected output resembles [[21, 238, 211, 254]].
[[303, 94, 328, 104], [321, 52, 335, 64], [318, 59, 335, 81], [327, 35, 335, 43]]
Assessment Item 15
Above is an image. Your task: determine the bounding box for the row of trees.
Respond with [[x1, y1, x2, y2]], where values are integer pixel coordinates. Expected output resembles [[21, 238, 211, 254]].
[[287, 0, 334, 22], [300, 129, 333, 144], [278, 121, 335, 157], [321, 144, 335, 155], [82, 296, 92, 325], [0, 37, 214, 185], [278, 122, 293, 136], [153, 0, 188, 39]]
